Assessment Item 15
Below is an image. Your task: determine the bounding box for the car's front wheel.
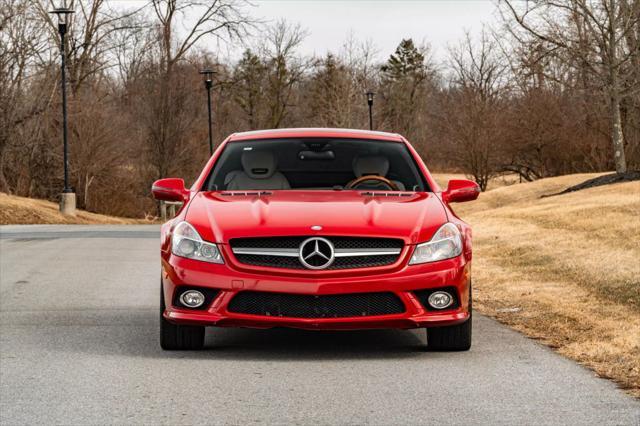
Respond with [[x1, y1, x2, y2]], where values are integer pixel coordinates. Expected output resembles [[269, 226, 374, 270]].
[[426, 285, 472, 351], [160, 282, 205, 350], [426, 314, 472, 351]]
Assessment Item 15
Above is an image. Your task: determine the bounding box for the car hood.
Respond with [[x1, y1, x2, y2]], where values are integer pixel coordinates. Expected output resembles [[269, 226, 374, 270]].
[[185, 191, 448, 244]]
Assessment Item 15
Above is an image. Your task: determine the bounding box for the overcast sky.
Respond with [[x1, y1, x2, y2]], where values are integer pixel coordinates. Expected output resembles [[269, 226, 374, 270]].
[[112, 0, 501, 61], [251, 1, 500, 59]]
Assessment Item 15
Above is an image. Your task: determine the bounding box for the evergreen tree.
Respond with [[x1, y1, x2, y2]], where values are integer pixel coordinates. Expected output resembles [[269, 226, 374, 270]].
[[233, 49, 267, 130], [379, 39, 434, 142], [381, 39, 428, 83], [308, 54, 353, 127]]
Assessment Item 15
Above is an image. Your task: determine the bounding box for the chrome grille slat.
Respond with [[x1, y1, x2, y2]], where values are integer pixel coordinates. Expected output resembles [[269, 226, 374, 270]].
[[334, 248, 402, 257], [231, 247, 402, 257], [231, 248, 299, 257]]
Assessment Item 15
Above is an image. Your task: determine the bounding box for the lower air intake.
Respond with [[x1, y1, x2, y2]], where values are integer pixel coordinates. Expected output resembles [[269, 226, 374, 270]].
[[227, 291, 405, 318]]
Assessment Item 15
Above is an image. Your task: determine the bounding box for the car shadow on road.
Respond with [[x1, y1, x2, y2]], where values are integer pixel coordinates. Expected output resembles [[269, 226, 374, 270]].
[[202, 326, 428, 361], [47, 309, 430, 361]]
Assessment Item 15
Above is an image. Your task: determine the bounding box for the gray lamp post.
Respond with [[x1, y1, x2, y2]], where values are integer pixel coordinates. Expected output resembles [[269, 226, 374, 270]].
[[49, 4, 75, 215], [199, 69, 217, 156], [366, 91, 375, 130]]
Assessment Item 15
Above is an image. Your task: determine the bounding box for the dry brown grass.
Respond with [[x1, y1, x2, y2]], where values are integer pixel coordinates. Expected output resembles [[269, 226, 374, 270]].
[[450, 173, 640, 397], [0, 192, 151, 225], [431, 172, 520, 191]]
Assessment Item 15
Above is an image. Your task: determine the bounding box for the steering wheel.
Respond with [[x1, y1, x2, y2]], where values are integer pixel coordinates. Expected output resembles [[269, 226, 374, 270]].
[[345, 175, 399, 191]]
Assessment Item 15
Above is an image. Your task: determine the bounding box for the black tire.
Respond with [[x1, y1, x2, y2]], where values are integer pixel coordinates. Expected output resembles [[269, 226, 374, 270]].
[[426, 285, 472, 351], [426, 314, 472, 351], [160, 282, 205, 350]]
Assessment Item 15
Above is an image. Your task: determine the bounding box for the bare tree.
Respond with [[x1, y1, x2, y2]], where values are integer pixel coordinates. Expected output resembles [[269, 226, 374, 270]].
[[441, 30, 510, 190], [0, 0, 51, 193], [108, 12, 157, 86], [145, 0, 252, 179], [33, 0, 146, 94], [151, 0, 251, 74], [260, 20, 308, 128], [502, 0, 640, 173], [339, 36, 379, 128]]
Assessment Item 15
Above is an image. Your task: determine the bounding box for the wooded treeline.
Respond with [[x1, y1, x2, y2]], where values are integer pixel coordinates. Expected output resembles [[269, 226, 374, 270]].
[[1, 0, 638, 217]]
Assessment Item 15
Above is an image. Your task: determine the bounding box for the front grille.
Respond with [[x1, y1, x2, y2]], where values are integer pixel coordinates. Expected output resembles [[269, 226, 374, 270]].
[[232, 253, 400, 270], [230, 236, 403, 250], [229, 236, 403, 270], [228, 291, 405, 318]]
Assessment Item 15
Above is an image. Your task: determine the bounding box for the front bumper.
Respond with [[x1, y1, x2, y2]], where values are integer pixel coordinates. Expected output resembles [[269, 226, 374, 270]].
[[161, 252, 471, 330]]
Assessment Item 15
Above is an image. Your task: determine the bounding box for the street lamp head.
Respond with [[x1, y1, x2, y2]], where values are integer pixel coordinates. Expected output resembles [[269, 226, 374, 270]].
[[366, 91, 375, 105], [199, 69, 216, 89], [49, 7, 74, 26], [49, 6, 74, 35], [199, 69, 216, 81]]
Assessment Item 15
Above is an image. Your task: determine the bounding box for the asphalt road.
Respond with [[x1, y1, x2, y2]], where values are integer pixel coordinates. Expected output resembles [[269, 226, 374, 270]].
[[1, 225, 638, 425]]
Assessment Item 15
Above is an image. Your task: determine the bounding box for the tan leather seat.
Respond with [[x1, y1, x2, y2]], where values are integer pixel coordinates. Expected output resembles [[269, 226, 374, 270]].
[[352, 155, 405, 190], [225, 151, 291, 190]]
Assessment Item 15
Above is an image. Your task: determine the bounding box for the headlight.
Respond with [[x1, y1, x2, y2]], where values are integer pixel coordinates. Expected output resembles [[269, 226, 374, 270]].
[[409, 223, 463, 265], [171, 221, 223, 264]]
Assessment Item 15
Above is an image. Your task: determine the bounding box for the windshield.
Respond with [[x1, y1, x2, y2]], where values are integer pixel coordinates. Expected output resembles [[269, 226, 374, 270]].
[[203, 138, 428, 192]]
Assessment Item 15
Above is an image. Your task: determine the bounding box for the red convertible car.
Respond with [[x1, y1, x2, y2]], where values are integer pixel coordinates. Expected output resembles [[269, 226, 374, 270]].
[[152, 128, 479, 350]]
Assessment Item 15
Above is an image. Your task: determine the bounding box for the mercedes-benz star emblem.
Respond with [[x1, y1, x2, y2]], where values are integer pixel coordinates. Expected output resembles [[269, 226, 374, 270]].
[[299, 237, 335, 270]]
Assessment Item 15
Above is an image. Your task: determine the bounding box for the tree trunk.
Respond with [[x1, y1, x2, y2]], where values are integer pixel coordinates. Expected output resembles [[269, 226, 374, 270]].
[[0, 162, 10, 194], [84, 175, 94, 209], [607, 0, 627, 174], [0, 142, 10, 194], [610, 92, 627, 174]]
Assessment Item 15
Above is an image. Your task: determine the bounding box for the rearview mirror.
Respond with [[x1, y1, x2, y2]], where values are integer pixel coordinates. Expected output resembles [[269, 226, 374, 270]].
[[443, 179, 480, 203], [151, 178, 188, 202], [298, 150, 335, 161]]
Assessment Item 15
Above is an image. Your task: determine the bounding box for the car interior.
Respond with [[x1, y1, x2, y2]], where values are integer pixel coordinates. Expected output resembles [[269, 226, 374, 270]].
[[204, 138, 428, 192]]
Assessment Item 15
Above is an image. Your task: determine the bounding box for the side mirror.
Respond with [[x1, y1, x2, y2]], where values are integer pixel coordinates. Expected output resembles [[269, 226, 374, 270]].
[[151, 178, 188, 202], [443, 179, 480, 203]]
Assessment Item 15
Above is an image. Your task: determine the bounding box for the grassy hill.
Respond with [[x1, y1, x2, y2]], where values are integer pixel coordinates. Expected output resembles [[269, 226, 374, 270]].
[[0, 192, 148, 225], [446, 173, 640, 397]]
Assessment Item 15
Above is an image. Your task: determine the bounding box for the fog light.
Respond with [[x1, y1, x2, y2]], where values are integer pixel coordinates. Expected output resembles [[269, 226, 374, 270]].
[[428, 291, 453, 309], [179, 290, 205, 308]]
